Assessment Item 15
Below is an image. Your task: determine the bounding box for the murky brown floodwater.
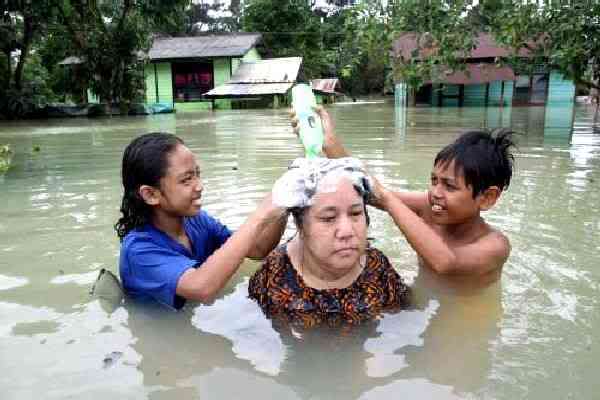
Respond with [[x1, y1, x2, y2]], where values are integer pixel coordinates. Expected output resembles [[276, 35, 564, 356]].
[[1, 102, 599, 399]]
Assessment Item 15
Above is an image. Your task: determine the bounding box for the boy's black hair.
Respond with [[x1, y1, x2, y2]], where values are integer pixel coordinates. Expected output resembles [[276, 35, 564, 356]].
[[114, 132, 184, 241], [434, 128, 516, 198]]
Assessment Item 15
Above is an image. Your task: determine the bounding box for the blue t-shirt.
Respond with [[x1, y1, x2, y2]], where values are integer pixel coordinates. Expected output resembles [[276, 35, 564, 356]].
[[119, 211, 232, 310]]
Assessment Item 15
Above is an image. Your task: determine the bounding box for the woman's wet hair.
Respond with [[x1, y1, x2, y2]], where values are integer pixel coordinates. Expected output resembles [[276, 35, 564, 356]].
[[434, 128, 516, 198], [114, 132, 184, 240], [290, 181, 371, 233]]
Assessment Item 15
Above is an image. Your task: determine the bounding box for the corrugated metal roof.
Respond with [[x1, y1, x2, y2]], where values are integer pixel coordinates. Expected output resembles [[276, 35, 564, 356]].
[[393, 32, 535, 61], [149, 33, 262, 60], [204, 83, 295, 97], [430, 64, 515, 85], [204, 57, 302, 98], [229, 57, 302, 83], [311, 78, 341, 94]]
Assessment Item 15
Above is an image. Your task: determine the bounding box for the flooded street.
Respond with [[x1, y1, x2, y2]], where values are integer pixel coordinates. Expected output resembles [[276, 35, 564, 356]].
[[1, 103, 599, 399]]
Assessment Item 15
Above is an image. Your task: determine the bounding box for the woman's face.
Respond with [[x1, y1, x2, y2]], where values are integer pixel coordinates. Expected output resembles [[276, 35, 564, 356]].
[[301, 178, 368, 276]]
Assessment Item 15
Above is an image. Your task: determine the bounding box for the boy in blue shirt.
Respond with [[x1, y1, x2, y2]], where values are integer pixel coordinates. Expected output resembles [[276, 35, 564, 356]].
[[116, 132, 286, 309]]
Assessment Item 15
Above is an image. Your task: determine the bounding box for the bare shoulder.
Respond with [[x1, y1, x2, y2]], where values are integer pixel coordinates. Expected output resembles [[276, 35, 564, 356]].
[[482, 226, 511, 255], [472, 226, 511, 269], [448, 224, 511, 275]]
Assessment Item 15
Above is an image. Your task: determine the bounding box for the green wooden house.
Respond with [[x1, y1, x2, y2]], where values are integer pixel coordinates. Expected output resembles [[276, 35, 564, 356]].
[[59, 33, 265, 112], [392, 33, 575, 108], [145, 33, 263, 112]]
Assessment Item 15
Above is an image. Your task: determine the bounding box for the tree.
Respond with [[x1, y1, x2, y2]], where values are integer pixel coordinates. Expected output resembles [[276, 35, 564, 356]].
[[242, 0, 326, 79], [0, 0, 56, 91], [490, 1, 600, 92], [388, 0, 479, 97], [328, 1, 393, 96], [0, 0, 57, 117], [55, 0, 190, 111]]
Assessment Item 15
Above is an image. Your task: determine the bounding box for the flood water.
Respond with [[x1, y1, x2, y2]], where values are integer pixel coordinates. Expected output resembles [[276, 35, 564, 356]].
[[1, 103, 599, 399]]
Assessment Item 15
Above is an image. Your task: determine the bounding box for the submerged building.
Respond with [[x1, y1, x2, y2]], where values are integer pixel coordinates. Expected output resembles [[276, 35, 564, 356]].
[[392, 33, 575, 108], [203, 56, 302, 108], [144, 33, 263, 111], [60, 33, 304, 112]]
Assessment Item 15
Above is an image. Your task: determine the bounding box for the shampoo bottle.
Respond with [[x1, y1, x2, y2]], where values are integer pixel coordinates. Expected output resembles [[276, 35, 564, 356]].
[[291, 84, 324, 159]]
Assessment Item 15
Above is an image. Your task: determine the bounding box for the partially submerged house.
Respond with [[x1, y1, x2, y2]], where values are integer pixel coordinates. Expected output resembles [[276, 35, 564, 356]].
[[60, 33, 305, 112], [145, 33, 263, 111], [311, 78, 342, 104], [392, 33, 575, 108], [203, 57, 302, 108]]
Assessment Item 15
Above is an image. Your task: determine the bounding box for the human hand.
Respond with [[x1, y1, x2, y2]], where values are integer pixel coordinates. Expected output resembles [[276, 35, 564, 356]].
[[289, 108, 300, 138], [367, 175, 392, 211], [257, 192, 287, 219], [289, 106, 337, 147], [313, 106, 336, 146]]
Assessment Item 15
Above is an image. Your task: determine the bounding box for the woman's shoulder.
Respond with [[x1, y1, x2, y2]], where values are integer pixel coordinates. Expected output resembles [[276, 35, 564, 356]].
[[264, 244, 289, 264], [362, 247, 405, 285], [364, 246, 393, 269], [248, 245, 297, 307], [250, 245, 290, 280]]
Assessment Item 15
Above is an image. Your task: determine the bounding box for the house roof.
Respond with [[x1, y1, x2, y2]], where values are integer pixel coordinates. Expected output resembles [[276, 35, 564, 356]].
[[204, 57, 302, 98], [392, 32, 535, 61], [430, 64, 516, 85], [148, 33, 262, 60], [229, 57, 302, 83], [203, 83, 296, 97], [311, 78, 341, 94]]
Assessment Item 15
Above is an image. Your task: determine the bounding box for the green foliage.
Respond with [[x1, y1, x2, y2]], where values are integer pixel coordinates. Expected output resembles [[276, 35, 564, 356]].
[[331, 2, 393, 96], [389, 0, 478, 91], [242, 0, 327, 79], [1, 0, 58, 117], [490, 1, 600, 90], [0, 52, 55, 118], [0, 144, 13, 174], [55, 0, 190, 109]]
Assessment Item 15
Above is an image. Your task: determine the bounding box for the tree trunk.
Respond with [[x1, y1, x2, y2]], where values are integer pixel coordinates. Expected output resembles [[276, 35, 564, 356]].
[[2, 50, 12, 89], [13, 15, 33, 91]]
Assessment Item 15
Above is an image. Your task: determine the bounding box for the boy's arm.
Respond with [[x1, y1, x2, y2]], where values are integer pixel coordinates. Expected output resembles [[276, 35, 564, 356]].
[[310, 108, 428, 215], [390, 190, 429, 214], [317, 106, 350, 159], [380, 188, 509, 275]]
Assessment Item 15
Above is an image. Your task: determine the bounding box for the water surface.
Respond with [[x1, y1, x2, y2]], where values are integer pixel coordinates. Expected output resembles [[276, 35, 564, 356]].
[[1, 103, 599, 399]]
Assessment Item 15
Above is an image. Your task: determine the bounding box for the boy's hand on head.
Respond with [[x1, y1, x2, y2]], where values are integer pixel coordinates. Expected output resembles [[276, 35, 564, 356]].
[[313, 106, 337, 148], [368, 175, 392, 211], [288, 109, 300, 138]]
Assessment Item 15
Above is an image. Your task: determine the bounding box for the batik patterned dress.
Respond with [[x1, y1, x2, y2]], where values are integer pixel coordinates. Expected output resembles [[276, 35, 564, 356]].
[[248, 245, 410, 328]]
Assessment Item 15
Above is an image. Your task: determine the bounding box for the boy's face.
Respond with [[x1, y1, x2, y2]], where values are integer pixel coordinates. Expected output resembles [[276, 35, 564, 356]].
[[428, 160, 486, 225]]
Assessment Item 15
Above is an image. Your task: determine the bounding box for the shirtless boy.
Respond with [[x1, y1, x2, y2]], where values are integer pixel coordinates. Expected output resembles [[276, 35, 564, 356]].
[[293, 108, 516, 282]]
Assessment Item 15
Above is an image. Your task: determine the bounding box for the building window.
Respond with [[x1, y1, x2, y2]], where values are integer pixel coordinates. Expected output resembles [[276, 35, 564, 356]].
[[513, 73, 549, 105], [172, 62, 213, 102]]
